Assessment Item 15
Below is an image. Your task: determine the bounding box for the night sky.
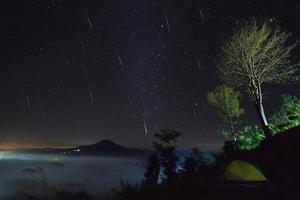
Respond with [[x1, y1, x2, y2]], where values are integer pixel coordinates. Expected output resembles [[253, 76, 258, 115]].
[[0, 0, 300, 150]]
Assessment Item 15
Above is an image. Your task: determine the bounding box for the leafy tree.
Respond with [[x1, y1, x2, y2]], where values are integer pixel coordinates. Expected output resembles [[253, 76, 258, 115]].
[[182, 150, 200, 184], [270, 95, 300, 133], [183, 156, 198, 177], [218, 19, 299, 140], [118, 180, 141, 200], [189, 148, 210, 167], [143, 154, 160, 190], [153, 129, 182, 187], [222, 124, 266, 151], [182, 148, 212, 182], [235, 125, 265, 150], [183, 148, 204, 175], [208, 85, 245, 141]]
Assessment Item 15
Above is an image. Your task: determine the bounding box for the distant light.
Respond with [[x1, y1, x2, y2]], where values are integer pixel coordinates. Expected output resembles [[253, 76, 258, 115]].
[[73, 149, 80, 152], [176, 166, 184, 173]]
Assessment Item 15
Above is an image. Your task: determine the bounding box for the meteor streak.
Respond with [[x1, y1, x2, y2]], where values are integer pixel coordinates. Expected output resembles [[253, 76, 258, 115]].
[[86, 12, 93, 30], [86, 83, 95, 104], [26, 94, 32, 112], [115, 49, 124, 68], [143, 120, 148, 136], [196, 56, 202, 70], [164, 14, 171, 32], [198, 7, 205, 22]]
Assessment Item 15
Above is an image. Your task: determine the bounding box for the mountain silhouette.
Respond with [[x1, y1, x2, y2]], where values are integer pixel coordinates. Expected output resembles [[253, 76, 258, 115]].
[[67, 139, 150, 157], [17, 139, 150, 158], [74, 139, 128, 153]]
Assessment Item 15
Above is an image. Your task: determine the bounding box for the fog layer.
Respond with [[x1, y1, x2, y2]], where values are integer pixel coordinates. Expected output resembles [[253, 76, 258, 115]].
[[0, 152, 145, 199]]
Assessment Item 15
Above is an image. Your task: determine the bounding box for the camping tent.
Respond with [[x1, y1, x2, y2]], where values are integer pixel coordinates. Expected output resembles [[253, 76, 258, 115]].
[[225, 160, 267, 181]]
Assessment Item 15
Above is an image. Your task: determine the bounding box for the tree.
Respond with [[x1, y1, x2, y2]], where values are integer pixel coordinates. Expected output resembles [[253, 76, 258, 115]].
[[182, 148, 210, 180], [218, 19, 299, 140], [143, 154, 160, 190], [183, 148, 203, 176], [270, 95, 300, 133], [153, 129, 182, 187], [208, 85, 245, 141], [235, 125, 265, 150]]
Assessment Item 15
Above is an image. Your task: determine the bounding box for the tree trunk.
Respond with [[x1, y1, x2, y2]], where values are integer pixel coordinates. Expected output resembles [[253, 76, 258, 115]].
[[254, 99, 272, 140], [230, 125, 237, 142], [228, 116, 236, 141], [230, 124, 239, 151], [251, 83, 272, 140]]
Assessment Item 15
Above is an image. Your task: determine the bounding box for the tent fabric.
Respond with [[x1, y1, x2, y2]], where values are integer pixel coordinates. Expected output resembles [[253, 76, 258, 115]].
[[225, 160, 267, 181]]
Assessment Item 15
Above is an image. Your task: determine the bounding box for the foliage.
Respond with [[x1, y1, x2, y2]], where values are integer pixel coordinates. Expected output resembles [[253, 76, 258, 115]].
[[235, 125, 265, 150], [180, 149, 227, 187], [270, 95, 300, 134], [208, 85, 245, 124], [183, 148, 204, 175], [53, 189, 94, 200], [153, 129, 182, 145], [219, 94, 300, 151], [143, 154, 160, 190], [14, 192, 38, 200], [189, 148, 211, 166], [208, 85, 244, 140], [118, 180, 141, 200], [219, 18, 299, 88], [181, 148, 213, 183], [153, 129, 182, 187], [218, 18, 300, 139]]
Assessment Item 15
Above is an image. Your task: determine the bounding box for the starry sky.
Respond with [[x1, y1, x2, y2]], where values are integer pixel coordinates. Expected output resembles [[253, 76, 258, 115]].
[[0, 0, 300, 150]]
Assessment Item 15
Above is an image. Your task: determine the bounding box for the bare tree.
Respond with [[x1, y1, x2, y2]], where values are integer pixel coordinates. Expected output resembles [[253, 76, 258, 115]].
[[218, 19, 299, 139]]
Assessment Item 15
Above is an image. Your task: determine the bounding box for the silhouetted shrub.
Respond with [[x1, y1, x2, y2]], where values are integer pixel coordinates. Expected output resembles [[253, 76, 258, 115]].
[[14, 192, 38, 200], [54, 189, 93, 200], [117, 180, 141, 200], [153, 129, 182, 187], [143, 154, 160, 191]]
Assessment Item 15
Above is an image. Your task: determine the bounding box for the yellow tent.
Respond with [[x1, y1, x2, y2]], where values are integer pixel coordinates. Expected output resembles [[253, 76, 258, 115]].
[[224, 160, 267, 181]]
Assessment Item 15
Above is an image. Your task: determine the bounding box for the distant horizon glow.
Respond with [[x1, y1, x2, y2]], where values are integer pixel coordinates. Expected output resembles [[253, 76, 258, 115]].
[[0, 140, 224, 151]]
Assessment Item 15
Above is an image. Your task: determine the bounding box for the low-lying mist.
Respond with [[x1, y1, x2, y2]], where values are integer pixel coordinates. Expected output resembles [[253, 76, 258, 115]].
[[0, 151, 146, 199]]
